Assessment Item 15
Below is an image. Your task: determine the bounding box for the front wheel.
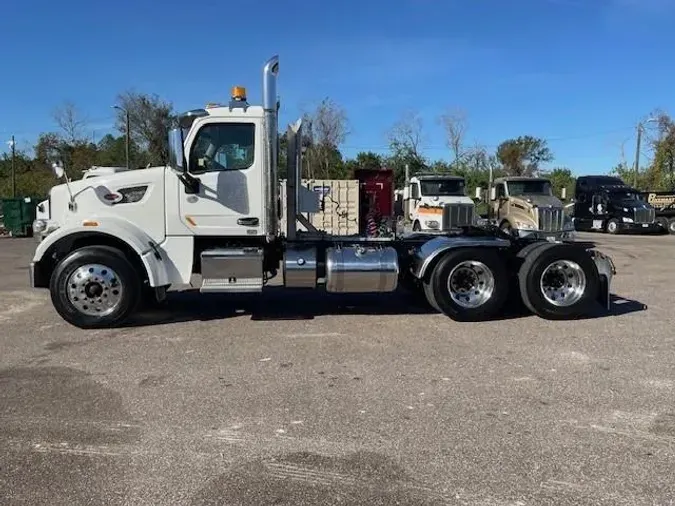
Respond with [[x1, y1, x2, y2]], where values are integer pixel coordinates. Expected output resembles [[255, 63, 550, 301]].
[[668, 218, 675, 235], [428, 248, 509, 321], [500, 221, 517, 237], [518, 243, 599, 320], [606, 218, 619, 234], [49, 245, 141, 329]]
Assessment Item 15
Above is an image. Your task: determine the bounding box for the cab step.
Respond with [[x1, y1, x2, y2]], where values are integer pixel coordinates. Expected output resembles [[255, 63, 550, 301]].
[[200, 247, 264, 293]]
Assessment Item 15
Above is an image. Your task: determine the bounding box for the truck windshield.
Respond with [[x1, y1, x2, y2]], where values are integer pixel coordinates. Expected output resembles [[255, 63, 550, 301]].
[[608, 190, 642, 202], [507, 180, 552, 196], [420, 179, 465, 196]]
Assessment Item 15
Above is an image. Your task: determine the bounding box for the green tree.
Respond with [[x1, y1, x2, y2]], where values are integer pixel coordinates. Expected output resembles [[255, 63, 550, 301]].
[[301, 97, 349, 179], [114, 91, 175, 166], [96, 134, 133, 167], [545, 167, 576, 199], [496, 135, 553, 176], [386, 111, 428, 187], [344, 151, 384, 176]]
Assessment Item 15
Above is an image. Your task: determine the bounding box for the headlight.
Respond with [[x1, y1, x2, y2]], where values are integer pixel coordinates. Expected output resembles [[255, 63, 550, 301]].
[[515, 221, 536, 230], [424, 220, 440, 229], [622, 217, 634, 223], [623, 207, 629, 212], [33, 219, 47, 233]]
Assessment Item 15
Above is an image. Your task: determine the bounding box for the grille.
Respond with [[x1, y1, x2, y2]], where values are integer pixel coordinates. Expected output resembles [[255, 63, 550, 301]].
[[633, 207, 655, 224], [442, 204, 475, 229], [536, 207, 564, 232]]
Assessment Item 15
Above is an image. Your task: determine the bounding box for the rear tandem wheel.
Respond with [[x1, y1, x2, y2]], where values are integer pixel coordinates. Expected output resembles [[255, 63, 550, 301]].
[[423, 248, 510, 321], [518, 243, 600, 320]]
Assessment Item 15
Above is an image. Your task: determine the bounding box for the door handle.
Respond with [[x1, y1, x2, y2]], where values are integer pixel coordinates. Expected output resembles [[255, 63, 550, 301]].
[[237, 217, 259, 226]]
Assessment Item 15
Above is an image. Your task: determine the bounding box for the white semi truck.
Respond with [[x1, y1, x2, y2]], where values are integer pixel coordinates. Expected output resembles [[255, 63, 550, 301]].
[[404, 174, 476, 232], [29, 55, 617, 328]]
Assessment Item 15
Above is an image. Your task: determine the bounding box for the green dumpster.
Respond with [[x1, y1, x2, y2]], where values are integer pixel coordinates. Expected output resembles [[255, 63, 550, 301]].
[[1, 197, 39, 237]]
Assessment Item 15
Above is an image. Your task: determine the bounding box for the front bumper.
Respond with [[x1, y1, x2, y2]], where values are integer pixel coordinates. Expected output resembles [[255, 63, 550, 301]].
[[617, 222, 661, 233]]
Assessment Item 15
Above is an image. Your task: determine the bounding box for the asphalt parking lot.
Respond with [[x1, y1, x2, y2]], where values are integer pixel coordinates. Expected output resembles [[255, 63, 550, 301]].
[[1, 233, 674, 506]]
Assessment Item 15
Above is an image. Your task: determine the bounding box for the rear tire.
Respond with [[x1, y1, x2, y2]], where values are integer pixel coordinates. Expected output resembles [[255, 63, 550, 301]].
[[49, 245, 141, 329], [428, 248, 509, 321], [422, 280, 442, 312], [518, 243, 599, 320]]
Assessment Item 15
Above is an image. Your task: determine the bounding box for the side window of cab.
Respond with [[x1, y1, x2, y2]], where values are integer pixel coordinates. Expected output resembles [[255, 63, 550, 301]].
[[189, 123, 255, 173], [497, 183, 506, 198]]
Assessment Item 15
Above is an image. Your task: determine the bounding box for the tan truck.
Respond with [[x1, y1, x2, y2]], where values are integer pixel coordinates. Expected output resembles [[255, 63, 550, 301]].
[[481, 176, 575, 240]]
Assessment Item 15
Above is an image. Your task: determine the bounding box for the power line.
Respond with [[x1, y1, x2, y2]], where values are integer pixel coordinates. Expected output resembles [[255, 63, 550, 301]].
[[338, 125, 638, 152]]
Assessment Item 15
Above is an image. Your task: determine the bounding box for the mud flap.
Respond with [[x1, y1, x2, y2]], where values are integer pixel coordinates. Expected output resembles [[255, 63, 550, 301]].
[[598, 275, 610, 311]]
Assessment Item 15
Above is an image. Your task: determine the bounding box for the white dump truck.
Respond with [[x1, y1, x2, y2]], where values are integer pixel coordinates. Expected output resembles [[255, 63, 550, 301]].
[[29, 55, 617, 328]]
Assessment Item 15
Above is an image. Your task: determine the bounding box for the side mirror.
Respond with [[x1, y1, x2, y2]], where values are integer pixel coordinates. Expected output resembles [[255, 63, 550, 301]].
[[402, 186, 410, 200], [489, 186, 497, 201], [561, 187, 567, 201], [474, 187, 483, 200], [168, 127, 200, 194], [168, 128, 186, 173], [51, 161, 65, 179]]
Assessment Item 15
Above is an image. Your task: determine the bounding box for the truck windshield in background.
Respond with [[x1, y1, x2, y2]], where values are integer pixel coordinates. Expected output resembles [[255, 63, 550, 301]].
[[507, 180, 552, 196], [420, 179, 465, 196], [608, 189, 643, 203]]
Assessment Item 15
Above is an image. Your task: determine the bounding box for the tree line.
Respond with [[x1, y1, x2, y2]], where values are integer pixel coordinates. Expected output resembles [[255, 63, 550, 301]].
[[1, 91, 673, 200]]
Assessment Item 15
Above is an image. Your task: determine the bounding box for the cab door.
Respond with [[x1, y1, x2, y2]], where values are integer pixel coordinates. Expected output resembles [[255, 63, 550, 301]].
[[178, 118, 264, 236], [495, 183, 508, 220]]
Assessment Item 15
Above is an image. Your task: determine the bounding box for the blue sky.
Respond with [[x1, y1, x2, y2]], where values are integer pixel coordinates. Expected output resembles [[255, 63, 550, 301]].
[[1, 0, 673, 175]]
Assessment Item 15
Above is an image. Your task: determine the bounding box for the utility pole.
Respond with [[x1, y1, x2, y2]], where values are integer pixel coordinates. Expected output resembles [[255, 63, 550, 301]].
[[112, 105, 131, 170], [634, 123, 642, 188], [634, 117, 658, 188], [10, 135, 16, 198]]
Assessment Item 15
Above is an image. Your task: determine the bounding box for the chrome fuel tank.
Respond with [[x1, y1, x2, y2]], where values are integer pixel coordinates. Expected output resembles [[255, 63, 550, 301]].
[[325, 246, 399, 293]]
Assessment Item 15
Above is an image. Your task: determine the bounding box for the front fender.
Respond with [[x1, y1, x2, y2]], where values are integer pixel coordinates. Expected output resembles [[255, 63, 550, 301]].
[[411, 235, 511, 280], [33, 217, 170, 288]]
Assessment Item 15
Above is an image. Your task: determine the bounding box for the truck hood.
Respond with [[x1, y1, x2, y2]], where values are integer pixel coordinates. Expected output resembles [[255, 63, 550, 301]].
[[516, 195, 563, 209], [420, 196, 474, 206]]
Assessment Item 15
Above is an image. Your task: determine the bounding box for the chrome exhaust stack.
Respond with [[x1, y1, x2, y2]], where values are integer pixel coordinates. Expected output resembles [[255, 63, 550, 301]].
[[263, 55, 280, 241]]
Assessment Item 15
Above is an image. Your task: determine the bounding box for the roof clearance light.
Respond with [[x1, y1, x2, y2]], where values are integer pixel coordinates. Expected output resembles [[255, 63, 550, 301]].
[[231, 86, 246, 101]]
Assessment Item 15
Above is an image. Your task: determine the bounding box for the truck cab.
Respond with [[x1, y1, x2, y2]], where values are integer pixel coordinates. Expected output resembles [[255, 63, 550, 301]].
[[405, 174, 476, 232], [572, 175, 659, 234], [487, 176, 574, 240]]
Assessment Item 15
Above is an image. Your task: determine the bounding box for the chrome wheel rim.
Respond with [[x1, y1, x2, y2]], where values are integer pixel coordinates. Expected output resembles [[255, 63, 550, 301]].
[[539, 260, 586, 307], [447, 261, 495, 309], [66, 264, 123, 317], [607, 221, 617, 233]]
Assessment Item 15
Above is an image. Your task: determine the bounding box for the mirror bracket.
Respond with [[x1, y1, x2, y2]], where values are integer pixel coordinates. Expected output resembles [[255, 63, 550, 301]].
[[178, 173, 200, 194]]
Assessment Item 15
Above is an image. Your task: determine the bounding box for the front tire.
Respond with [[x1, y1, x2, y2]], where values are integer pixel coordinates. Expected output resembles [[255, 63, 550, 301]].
[[500, 221, 517, 237], [518, 243, 599, 320], [49, 245, 141, 329], [668, 218, 675, 235], [428, 248, 509, 321], [606, 218, 619, 234]]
